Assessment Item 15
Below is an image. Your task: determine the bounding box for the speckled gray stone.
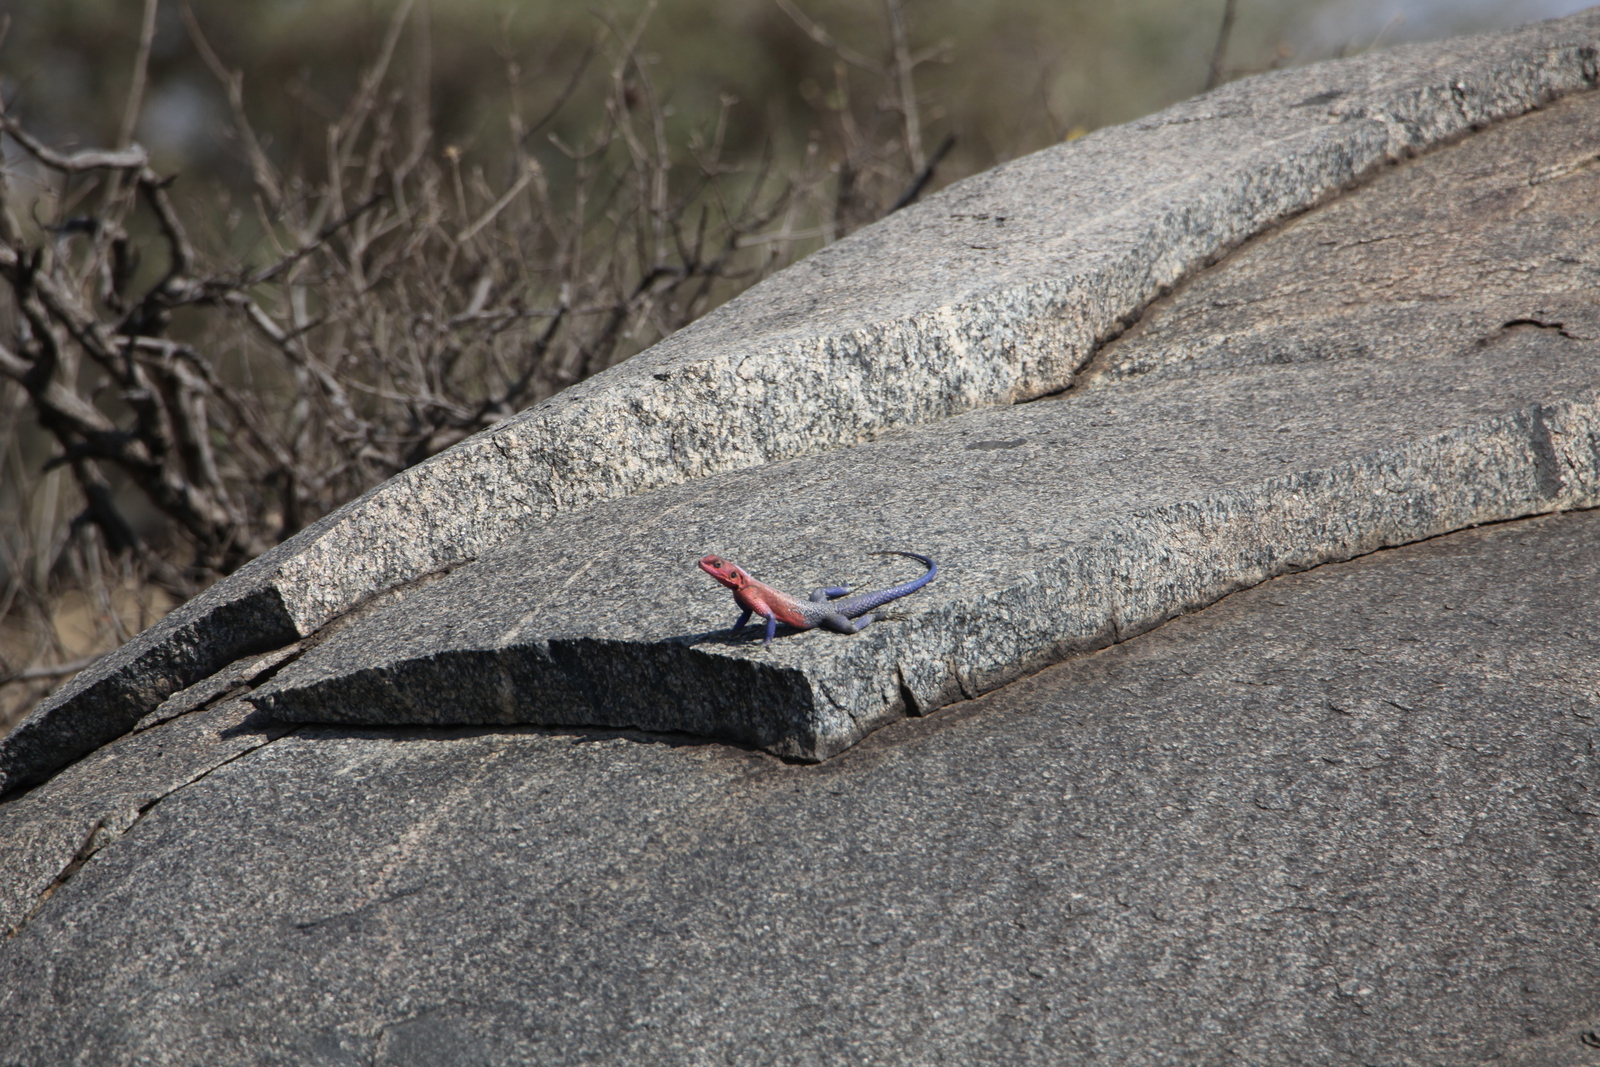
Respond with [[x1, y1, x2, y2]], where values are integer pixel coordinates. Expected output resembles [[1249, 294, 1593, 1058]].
[[6, 13, 1598, 795], [250, 340, 1600, 758], [2, 510, 1597, 1065], [247, 83, 1600, 761], [1083, 88, 1600, 389], [0, 696, 289, 938], [0, 587, 296, 797]]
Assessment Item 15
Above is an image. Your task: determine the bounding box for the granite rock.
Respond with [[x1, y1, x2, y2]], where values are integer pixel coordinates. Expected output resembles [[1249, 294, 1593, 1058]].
[[250, 348, 1600, 759], [247, 88, 1600, 760], [1, 510, 1596, 1064], [7, 12, 1599, 795], [1084, 88, 1600, 388], [0, 696, 290, 938], [5, 22, 1600, 1052]]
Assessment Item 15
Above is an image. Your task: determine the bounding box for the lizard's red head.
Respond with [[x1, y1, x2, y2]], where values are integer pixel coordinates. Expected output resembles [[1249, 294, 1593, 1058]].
[[698, 555, 748, 591]]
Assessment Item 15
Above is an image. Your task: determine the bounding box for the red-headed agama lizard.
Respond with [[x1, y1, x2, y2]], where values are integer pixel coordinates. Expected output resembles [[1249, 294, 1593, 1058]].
[[698, 551, 938, 645]]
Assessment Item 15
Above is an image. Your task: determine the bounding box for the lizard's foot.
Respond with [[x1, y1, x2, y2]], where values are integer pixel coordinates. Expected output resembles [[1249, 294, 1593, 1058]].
[[819, 612, 875, 635], [808, 586, 852, 603]]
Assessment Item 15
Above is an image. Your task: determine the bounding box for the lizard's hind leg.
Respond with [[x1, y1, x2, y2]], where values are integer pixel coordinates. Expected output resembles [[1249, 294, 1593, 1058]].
[[809, 586, 852, 603], [819, 612, 875, 635]]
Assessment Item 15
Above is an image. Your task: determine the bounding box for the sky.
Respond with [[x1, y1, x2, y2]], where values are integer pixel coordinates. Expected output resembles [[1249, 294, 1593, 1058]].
[[1293, 0, 1595, 53]]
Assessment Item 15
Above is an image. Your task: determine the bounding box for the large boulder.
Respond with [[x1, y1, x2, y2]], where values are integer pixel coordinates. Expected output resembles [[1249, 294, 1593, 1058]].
[[4, 513, 1598, 1064], [4, 10, 1598, 795], [3, 13, 1600, 1064]]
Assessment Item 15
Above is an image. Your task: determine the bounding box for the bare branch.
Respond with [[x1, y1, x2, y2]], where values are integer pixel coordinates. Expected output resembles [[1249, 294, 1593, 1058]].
[[457, 165, 533, 245], [331, 0, 417, 171], [181, 1, 285, 212], [0, 110, 149, 173], [0, 340, 121, 436], [135, 172, 198, 305], [886, 0, 924, 170], [776, 0, 883, 75], [221, 292, 363, 431], [1205, 0, 1239, 92], [2, 655, 101, 684], [116, 0, 161, 152], [519, 37, 599, 144], [243, 191, 387, 287], [887, 132, 954, 215]]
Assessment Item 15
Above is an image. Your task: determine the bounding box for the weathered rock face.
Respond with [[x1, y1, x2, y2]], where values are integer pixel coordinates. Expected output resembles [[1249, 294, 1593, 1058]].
[[5, 11, 1600, 796], [249, 355, 1600, 759], [2, 510, 1597, 1065], [4, 15, 1600, 1065], [1083, 83, 1600, 388], [247, 89, 1600, 760]]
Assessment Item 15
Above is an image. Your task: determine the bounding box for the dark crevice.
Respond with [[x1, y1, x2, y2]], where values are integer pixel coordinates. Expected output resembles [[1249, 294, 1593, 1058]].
[[307, 563, 470, 648], [130, 642, 308, 736], [294, 881, 433, 932], [1, 550, 475, 805], [1527, 405, 1567, 501], [1501, 317, 1581, 340], [0, 583, 301, 800], [4, 719, 300, 942], [10, 819, 104, 937], [874, 505, 1600, 758], [896, 664, 923, 717]]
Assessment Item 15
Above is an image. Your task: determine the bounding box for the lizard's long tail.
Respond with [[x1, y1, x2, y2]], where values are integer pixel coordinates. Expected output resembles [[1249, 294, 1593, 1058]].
[[835, 552, 937, 618]]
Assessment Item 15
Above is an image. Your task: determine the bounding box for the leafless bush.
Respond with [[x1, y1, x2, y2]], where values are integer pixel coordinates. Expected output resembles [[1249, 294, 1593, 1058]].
[[0, 0, 949, 728]]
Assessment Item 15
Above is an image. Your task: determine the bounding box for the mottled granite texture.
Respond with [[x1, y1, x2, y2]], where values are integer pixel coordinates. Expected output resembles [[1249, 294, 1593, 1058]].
[[250, 89, 1600, 759], [2, 511, 1596, 1064], [6, 11, 1599, 794]]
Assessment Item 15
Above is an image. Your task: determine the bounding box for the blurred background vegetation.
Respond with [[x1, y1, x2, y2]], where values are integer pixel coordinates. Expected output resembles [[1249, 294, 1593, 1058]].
[[5, 0, 1583, 193], [0, 0, 1586, 731]]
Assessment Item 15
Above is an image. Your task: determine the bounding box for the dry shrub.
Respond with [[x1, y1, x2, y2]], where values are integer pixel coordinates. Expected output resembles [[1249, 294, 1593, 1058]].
[[0, 0, 950, 730]]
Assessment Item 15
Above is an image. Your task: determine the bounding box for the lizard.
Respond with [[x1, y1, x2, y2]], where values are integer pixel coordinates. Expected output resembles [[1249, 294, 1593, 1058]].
[[698, 551, 937, 645]]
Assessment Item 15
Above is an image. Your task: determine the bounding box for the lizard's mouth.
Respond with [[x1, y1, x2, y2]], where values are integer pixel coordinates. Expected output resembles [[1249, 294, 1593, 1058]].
[[698, 555, 741, 586]]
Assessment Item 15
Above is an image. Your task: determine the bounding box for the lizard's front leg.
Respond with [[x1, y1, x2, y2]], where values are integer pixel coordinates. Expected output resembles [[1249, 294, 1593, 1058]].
[[741, 595, 781, 645], [729, 608, 752, 635]]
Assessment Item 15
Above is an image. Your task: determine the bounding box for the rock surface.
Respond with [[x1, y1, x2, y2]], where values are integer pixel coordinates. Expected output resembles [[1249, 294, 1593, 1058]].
[[250, 351, 1600, 759], [248, 88, 1600, 760], [0, 697, 289, 938], [3, 510, 1598, 1064], [1084, 86, 1600, 388], [5, 17, 1600, 1063], [6, 11, 1600, 796]]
